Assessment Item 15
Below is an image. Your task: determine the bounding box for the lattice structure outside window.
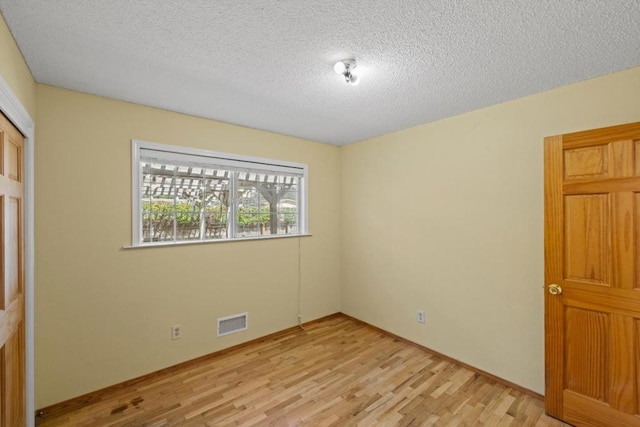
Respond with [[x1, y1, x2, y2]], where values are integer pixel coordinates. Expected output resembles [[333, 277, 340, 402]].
[[132, 140, 307, 246]]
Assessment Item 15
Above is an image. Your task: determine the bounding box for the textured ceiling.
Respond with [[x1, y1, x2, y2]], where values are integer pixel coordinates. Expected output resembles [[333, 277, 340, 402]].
[[1, 1, 639, 145]]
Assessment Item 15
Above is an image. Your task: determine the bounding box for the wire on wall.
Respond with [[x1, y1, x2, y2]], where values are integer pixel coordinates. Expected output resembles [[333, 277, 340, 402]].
[[297, 236, 305, 330]]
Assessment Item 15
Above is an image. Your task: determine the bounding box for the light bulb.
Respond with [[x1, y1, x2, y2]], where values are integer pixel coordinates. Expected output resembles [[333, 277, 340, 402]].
[[349, 74, 359, 86], [334, 61, 346, 75]]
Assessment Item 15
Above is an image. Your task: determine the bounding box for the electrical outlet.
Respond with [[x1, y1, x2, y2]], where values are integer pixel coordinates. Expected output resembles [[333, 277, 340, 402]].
[[417, 311, 425, 324], [171, 324, 182, 340]]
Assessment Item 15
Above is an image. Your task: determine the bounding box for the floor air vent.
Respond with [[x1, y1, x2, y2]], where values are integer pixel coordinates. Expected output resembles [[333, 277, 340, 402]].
[[217, 312, 248, 337]]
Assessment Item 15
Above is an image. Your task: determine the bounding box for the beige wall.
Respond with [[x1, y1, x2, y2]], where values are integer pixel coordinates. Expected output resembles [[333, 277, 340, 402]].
[[0, 12, 35, 119], [341, 66, 640, 395], [34, 85, 341, 407]]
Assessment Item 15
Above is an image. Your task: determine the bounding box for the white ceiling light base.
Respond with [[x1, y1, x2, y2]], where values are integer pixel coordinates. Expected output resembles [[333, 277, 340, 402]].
[[334, 59, 359, 86]]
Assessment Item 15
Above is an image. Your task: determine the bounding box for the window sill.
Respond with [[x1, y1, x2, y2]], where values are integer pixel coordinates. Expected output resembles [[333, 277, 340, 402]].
[[121, 233, 313, 250]]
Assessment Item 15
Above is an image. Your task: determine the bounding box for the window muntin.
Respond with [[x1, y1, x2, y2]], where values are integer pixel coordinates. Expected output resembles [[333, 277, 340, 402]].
[[133, 141, 307, 246]]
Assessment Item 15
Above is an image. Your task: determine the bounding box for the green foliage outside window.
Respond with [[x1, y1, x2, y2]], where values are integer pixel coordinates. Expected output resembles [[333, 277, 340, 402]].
[[142, 201, 297, 228]]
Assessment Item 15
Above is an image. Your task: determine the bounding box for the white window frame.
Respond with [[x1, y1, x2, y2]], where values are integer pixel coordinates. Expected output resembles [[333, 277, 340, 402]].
[[132, 140, 308, 246]]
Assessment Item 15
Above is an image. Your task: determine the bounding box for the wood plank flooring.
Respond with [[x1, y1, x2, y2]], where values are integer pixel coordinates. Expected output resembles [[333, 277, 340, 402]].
[[36, 314, 568, 426]]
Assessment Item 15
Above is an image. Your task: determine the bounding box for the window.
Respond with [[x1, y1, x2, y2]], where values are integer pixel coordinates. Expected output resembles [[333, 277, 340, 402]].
[[132, 140, 307, 246]]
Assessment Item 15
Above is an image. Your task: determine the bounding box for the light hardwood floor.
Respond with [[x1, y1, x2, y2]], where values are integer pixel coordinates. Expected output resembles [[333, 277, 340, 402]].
[[36, 314, 568, 426]]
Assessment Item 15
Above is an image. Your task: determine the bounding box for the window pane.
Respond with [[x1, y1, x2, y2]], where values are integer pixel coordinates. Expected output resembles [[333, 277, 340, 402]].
[[142, 162, 232, 242], [174, 165, 202, 241], [142, 162, 177, 242], [278, 181, 298, 235], [202, 170, 230, 240], [237, 173, 298, 237]]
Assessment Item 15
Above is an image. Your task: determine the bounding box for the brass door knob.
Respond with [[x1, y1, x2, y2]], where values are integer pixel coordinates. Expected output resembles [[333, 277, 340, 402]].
[[548, 284, 562, 295]]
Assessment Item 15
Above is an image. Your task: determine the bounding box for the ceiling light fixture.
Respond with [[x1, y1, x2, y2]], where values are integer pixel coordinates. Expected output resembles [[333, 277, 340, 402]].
[[334, 59, 359, 86]]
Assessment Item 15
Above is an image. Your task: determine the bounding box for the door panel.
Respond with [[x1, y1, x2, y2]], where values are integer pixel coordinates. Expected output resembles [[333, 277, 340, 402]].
[[0, 111, 24, 426], [6, 136, 20, 183], [7, 197, 21, 303], [609, 314, 635, 413], [564, 307, 608, 402], [636, 193, 640, 289], [5, 323, 24, 426], [564, 194, 609, 285], [545, 122, 640, 426], [563, 145, 609, 179]]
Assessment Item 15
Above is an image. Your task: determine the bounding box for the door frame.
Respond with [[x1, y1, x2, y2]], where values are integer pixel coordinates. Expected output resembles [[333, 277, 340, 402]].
[[0, 75, 35, 427]]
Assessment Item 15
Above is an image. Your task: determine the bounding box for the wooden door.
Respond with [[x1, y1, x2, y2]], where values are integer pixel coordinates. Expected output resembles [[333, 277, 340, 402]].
[[0, 112, 24, 426], [545, 122, 640, 426]]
